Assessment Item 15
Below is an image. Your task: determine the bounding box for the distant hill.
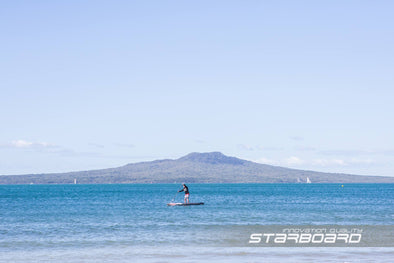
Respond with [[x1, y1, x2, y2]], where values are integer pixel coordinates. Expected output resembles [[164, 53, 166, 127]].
[[1, 152, 393, 184]]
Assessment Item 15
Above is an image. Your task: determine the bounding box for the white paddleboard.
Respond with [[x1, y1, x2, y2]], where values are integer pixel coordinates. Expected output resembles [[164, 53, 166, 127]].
[[167, 202, 204, 206]]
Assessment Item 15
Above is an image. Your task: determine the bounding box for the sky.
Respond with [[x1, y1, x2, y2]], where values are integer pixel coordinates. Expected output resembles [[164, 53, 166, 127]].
[[1, 0, 393, 177]]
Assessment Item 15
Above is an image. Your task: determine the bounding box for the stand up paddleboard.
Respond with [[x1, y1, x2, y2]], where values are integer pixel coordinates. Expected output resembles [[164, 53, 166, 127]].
[[167, 202, 204, 206]]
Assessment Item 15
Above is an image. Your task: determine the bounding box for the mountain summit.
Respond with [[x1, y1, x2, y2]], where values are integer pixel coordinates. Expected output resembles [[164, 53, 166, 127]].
[[178, 152, 246, 165], [1, 152, 393, 184]]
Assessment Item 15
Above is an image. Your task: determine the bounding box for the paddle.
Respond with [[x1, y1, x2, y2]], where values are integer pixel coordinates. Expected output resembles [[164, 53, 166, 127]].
[[171, 187, 183, 202]]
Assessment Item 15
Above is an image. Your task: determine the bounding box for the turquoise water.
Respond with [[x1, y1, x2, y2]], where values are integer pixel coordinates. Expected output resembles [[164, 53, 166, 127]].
[[0, 184, 393, 262]]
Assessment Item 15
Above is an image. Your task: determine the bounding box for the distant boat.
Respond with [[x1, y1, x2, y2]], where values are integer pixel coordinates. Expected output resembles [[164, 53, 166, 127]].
[[306, 177, 311, 183], [74, 178, 77, 184], [297, 178, 301, 183]]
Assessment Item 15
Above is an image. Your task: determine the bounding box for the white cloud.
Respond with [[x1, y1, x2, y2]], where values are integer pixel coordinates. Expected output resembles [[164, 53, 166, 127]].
[[294, 146, 316, 152], [318, 149, 394, 157], [252, 156, 376, 169], [290, 136, 304, 141], [6, 140, 56, 149], [254, 157, 278, 165], [238, 144, 255, 151], [238, 144, 284, 152], [311, 158, 375, 167], [114, 142, 135, 148], [349, 158, 374, 165], [256, 156, 306, 166], [285, 156, 304, 165], [312, 159, 346, 166], [11, 140, 33, 148], [88, 143, 105, 148]]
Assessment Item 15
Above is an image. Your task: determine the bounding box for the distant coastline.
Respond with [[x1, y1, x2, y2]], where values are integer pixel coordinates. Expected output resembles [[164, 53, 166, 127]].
[[1, 152, 393, 184]]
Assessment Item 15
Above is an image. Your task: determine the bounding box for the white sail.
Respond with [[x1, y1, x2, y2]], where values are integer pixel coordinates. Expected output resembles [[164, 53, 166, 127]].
[[306, 177, 311, 183]]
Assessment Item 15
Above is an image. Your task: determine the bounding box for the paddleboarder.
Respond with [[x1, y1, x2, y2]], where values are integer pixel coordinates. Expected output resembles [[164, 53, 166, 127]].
[[178, 183, 190, 204]]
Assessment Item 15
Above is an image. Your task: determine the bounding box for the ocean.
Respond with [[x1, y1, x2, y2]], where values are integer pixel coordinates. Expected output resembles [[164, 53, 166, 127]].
[[0, 184, 393, 262]]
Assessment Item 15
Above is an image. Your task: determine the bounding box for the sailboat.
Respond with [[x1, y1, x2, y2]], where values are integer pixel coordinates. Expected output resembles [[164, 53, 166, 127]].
[[306, 177, 311, 183]]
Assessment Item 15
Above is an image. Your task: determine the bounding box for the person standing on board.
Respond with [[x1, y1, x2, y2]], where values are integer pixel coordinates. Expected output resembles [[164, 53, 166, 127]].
[[178, 183, 190, 204]]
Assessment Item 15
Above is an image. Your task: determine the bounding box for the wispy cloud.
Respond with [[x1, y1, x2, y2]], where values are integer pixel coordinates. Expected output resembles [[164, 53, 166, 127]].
[[254, 156, 375, 168], [238, 144, 284, 152], [310, 158, 375, 167], [1, 140, 58, 149], [318, 149, 371, 156], [237, 144, 256, 151], [0, 140, 104, 159], [348, 158, 374, 165], [254, 156, 307, 166], [290, 136, 304, 141], [294, 146, 317, 152], [319, 149, 394, 157], [114, 143, 135, 148], [285, 156, 305, 165], [312, 158, 346, 166], [254, 157, 279, 165], [88, 143, 105, 149]]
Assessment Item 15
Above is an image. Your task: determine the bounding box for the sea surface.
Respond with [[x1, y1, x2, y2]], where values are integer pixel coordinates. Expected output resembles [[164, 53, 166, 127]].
[[0, 184, 393, 262]]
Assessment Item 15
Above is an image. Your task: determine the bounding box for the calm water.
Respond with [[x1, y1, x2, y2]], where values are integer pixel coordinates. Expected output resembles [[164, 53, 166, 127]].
[[0, 184, 393, 262]]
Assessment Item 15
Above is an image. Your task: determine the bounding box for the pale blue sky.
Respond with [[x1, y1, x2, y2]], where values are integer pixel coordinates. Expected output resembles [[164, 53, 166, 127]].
[[1, 1, 393, 176]]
